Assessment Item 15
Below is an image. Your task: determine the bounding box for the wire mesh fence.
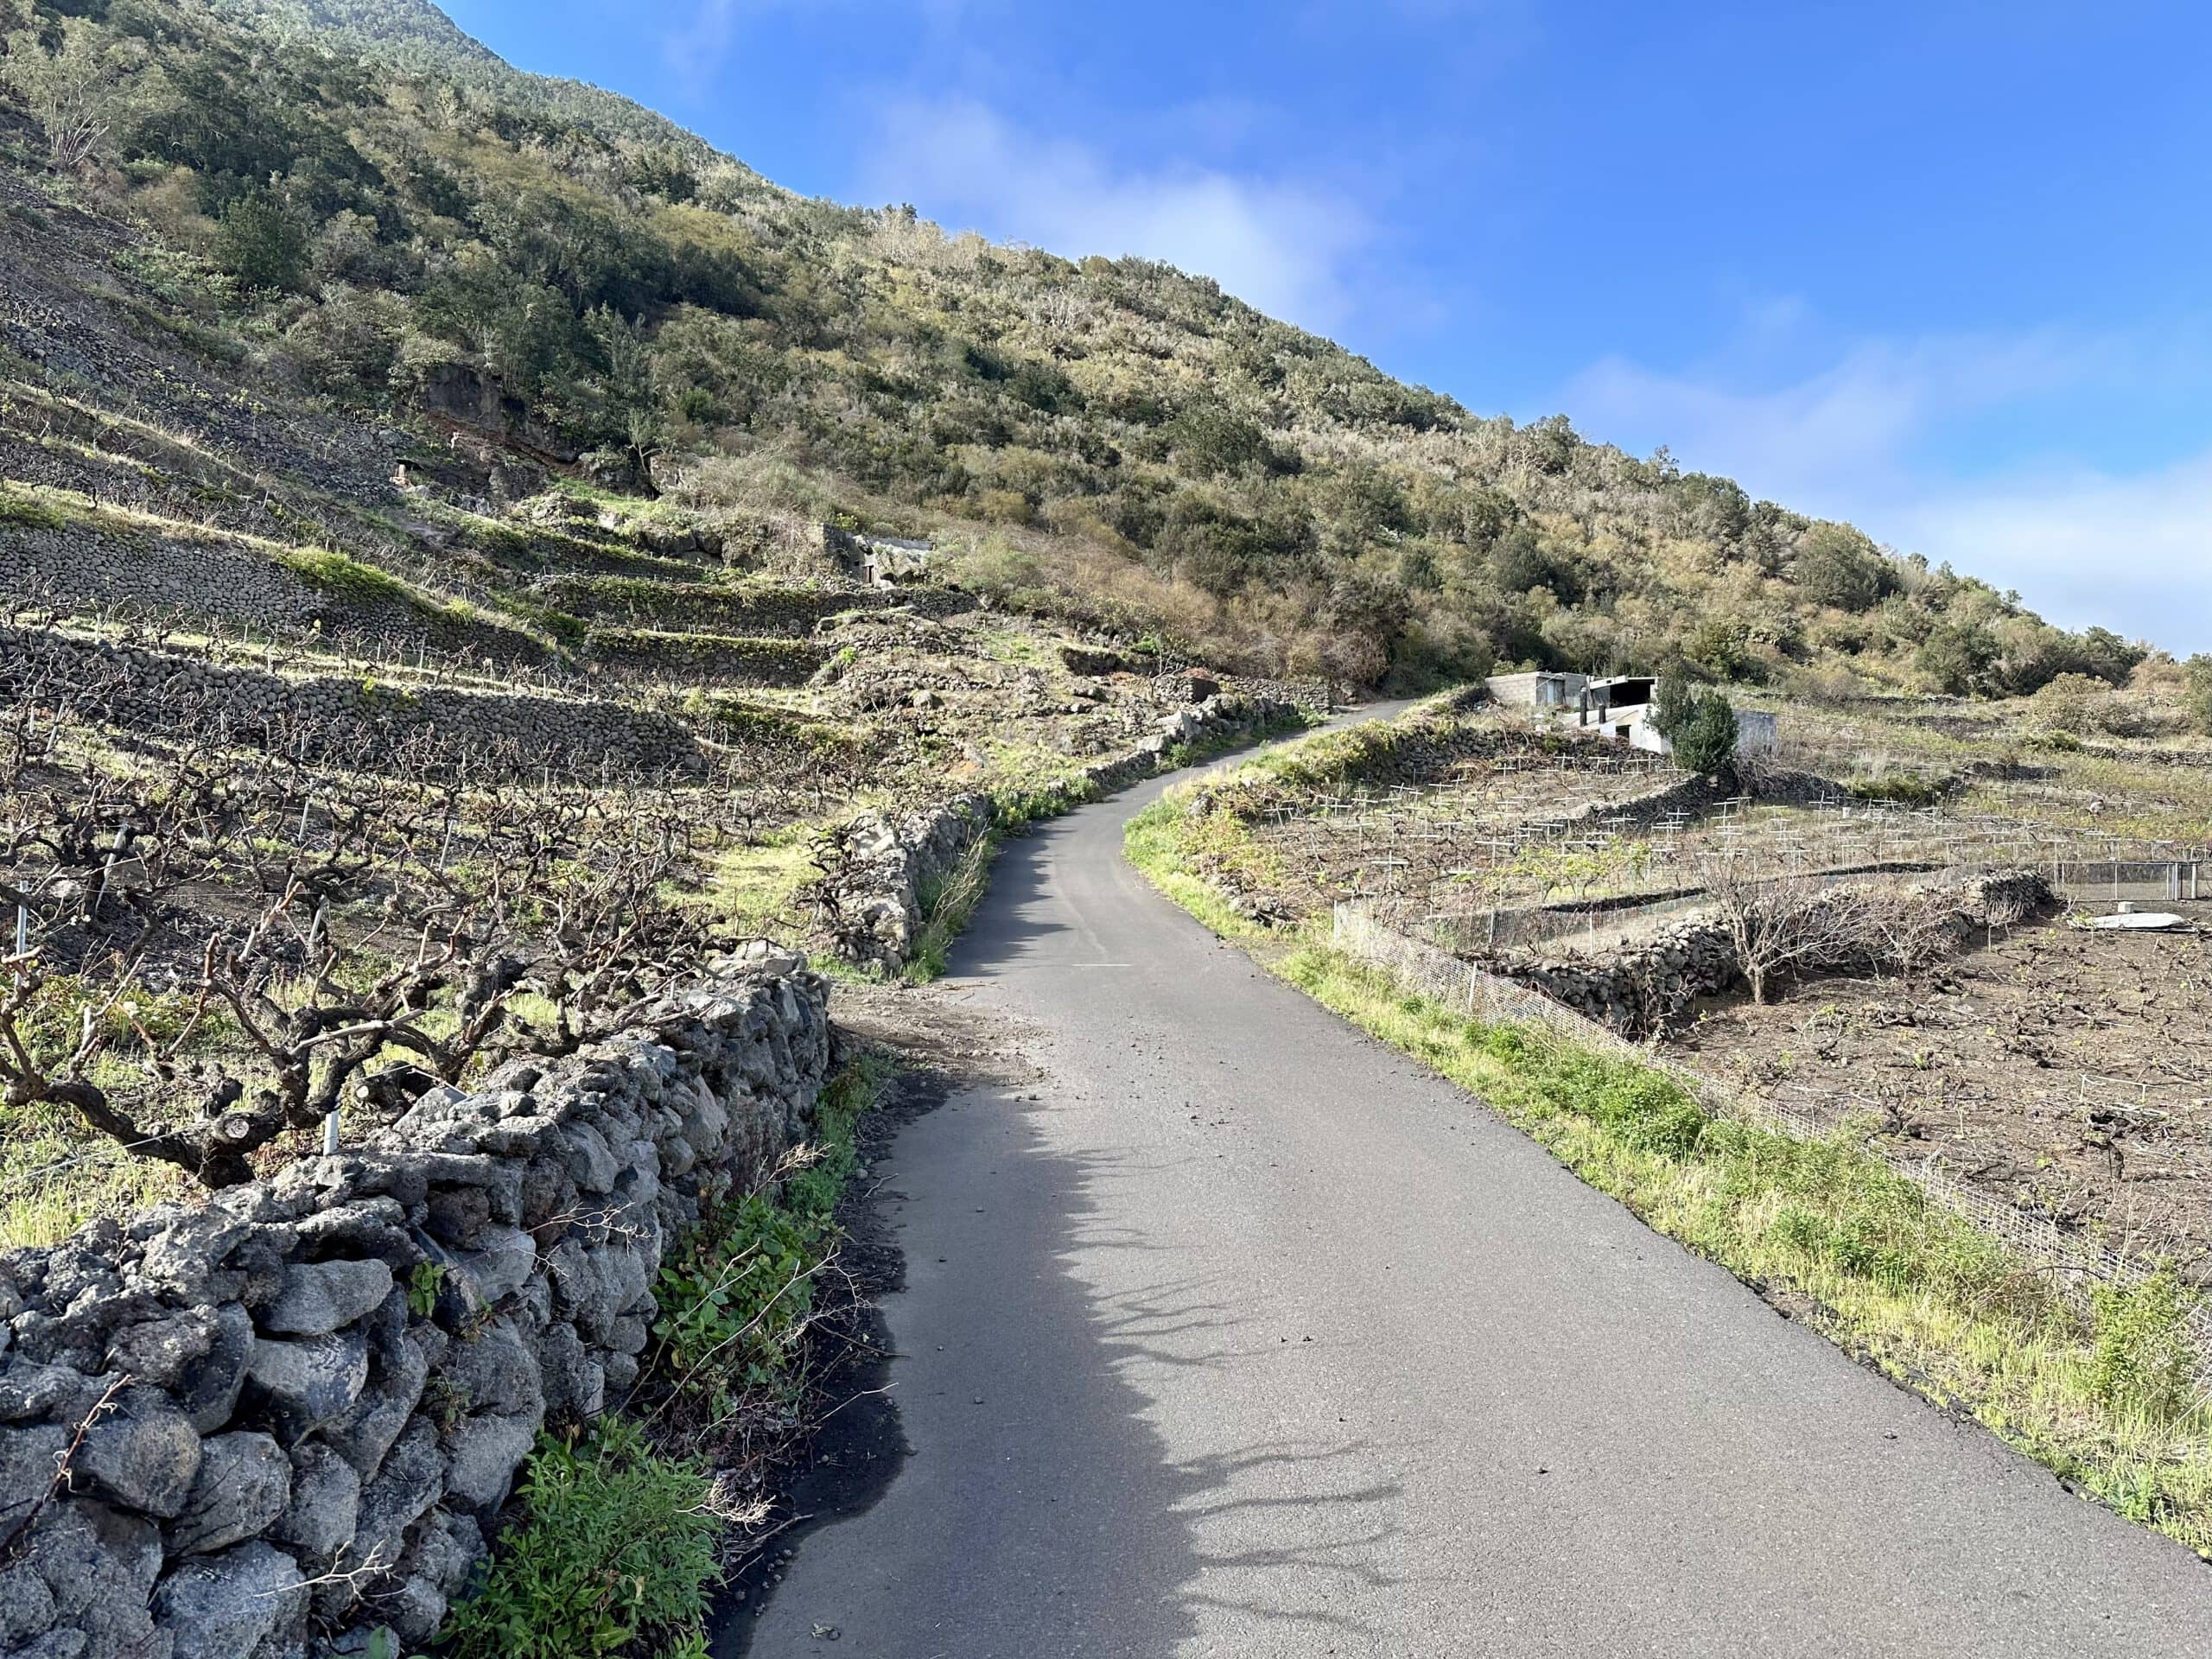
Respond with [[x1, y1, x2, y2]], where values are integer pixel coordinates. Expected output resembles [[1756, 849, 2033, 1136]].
[[1329, 900, 2212, 1374]]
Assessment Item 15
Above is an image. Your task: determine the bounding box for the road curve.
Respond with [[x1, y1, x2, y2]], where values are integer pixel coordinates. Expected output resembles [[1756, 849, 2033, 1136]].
[[747, 712, 2211, 1657]]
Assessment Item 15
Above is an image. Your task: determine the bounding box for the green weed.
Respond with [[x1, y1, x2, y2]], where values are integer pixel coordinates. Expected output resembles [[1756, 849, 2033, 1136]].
[[2090, 1270, 2202, 1423], [651, 1059, 886, 1396], [440, 1418, 720, 1659]]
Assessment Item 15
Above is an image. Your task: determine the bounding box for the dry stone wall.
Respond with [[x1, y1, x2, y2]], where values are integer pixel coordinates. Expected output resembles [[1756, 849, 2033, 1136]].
[[0, 961, 831, 1659], [533, 576, 973, 637], [1493, 870, 2053, 1037], [0, 626, 701, 780], [0, 527, 534, 665], [582, 626, 828, 688]]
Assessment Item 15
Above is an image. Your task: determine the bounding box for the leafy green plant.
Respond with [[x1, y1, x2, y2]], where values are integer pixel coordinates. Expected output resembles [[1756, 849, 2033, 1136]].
[[653, 1190, 827, 1395], [910, 833, 996, 982], [2089, 1270, 2201, 1422], [275, 546, 414, 605], [651, 1062, 882, 1395], [440, 1419, 720, 1659], [1847, 771, 1947, 807], [406, 1259, 447, 1318]]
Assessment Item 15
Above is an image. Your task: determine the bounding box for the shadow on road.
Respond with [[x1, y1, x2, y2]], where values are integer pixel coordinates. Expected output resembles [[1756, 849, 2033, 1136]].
[[734, 1059, 1404, 1656]]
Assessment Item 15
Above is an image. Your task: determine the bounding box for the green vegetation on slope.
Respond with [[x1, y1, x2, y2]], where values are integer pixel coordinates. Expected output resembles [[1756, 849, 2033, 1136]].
[[1, 0, 2182, 699]]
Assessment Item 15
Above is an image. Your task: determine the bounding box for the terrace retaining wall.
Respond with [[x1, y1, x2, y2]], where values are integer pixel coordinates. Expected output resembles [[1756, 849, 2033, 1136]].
[[817, 693, 1300, 971], [0, 625, 702, 780]]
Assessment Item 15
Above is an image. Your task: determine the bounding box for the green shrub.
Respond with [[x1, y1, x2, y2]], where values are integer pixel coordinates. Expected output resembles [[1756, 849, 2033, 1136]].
[[652, 1061, 880, 1395], [2089, 1271, 2201, 1422], [653, 1192, 826, 1395], [2185, 655, 2212, 736], [1649, 674, 1698, 743], [1671, 689, 1738, 777], [276, 546, 413, 605], [1794, 524, 1891, 613], [211, 189, 308, 293], [442, 1418, 719, 1659]]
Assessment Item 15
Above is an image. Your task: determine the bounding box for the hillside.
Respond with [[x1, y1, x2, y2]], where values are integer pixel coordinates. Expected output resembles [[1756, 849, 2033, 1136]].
[[1, 8, 2209, 1655], [1, 0, 2193, 705]]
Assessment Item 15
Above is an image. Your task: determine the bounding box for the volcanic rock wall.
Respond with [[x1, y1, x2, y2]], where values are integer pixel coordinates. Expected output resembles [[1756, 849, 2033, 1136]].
[[817, 693, 1300, 972], [0, 961, 830, 1659]]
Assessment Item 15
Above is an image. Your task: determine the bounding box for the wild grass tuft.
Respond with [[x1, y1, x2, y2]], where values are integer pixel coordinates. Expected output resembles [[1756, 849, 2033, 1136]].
[[909, 830, 997, 982]]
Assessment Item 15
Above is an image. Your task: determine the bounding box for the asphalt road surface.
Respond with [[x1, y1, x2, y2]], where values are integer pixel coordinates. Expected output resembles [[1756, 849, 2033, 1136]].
[[747, 712, 2211, 1656]]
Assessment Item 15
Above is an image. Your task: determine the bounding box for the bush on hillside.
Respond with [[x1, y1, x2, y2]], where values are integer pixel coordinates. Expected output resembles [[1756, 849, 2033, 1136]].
[[1672, 689, 1739, 777]]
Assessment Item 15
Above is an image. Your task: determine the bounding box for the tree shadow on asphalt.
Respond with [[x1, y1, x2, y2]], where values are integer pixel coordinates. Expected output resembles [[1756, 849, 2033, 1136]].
[[734, 1071, 1408, 1656], [1062, 1163, 1413, 1643]]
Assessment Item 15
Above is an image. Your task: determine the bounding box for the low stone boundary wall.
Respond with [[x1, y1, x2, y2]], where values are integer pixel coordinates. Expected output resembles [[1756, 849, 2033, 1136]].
[[0, 961, 831, 1659], [816, 693, 1300, 971], [533, 577, 975, 636], [817, 791, 999, 972], [582, 626, 828, 688], [1473, 868, 2050, 1038]]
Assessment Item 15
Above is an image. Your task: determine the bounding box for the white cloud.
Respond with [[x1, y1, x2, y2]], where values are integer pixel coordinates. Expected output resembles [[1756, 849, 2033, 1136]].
[[1893, 456, 2212, 654], [1560, 326, 2212, 655], [659, 0, 741, 97], [1562, 330, 2097, 515], [658, 0, 973, 99], [863, 98, 1373, 329]]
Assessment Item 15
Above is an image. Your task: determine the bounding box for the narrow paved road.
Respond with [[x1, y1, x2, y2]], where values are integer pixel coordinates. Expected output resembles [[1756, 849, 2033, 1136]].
[[747, 716, 2210, 1657]]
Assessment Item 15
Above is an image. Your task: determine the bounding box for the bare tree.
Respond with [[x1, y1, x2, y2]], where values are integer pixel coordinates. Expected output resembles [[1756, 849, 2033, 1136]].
[[1688, 850, 1888, 1005], [0, 16, 162, 173], [1856, 880, 1969, 985]]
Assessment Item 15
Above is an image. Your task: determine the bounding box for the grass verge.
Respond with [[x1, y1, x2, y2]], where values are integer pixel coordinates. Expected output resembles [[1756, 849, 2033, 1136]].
[[1125, 773, 2212, 1560]]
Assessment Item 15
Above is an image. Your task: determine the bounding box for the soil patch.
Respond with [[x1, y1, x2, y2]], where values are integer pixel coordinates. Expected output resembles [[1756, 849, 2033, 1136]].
[[1672, 905, 2212, 1282]]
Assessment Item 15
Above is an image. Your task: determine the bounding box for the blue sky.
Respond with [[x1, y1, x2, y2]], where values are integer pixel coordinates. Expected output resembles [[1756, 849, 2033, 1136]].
[[444, 0, 2212, 653]]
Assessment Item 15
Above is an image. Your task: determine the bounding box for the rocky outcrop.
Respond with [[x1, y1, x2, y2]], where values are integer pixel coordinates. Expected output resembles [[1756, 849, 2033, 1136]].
[[0, 960, 831, 1659]]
